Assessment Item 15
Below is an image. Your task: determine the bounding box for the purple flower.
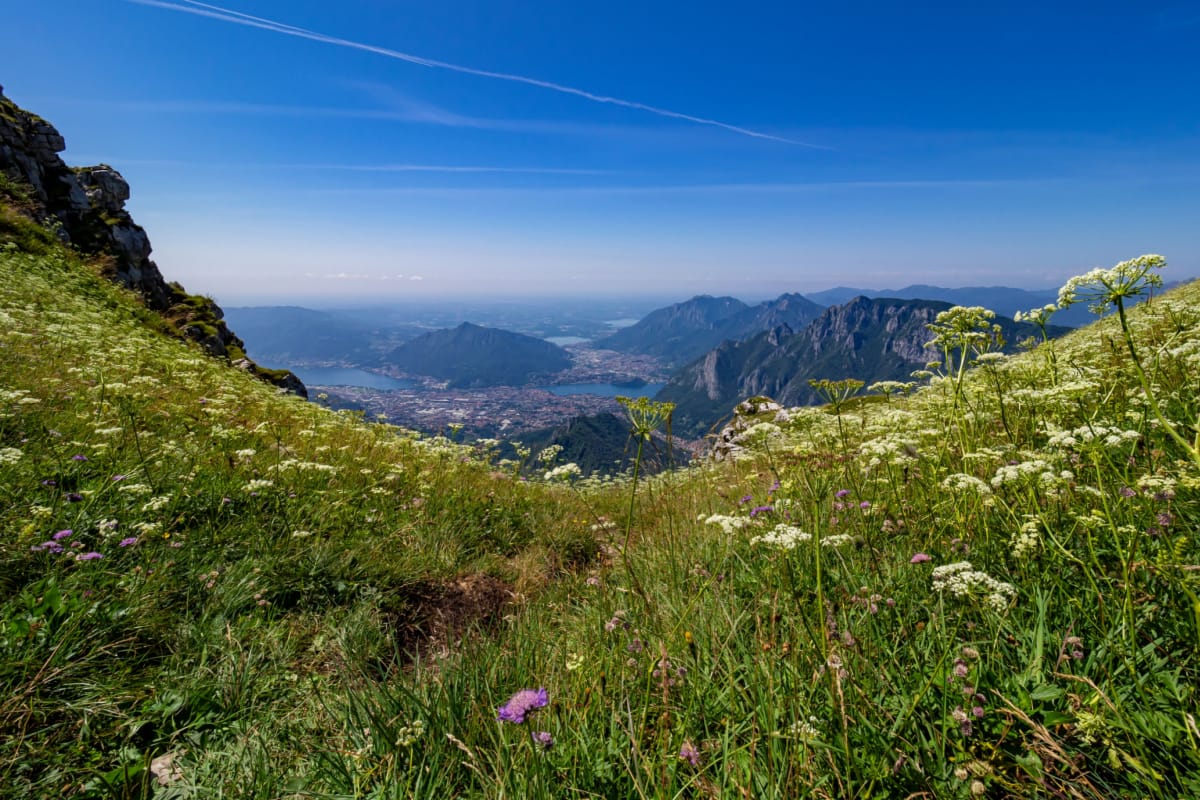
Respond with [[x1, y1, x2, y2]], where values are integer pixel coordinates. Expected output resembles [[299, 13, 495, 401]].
[[531, 730, 553, 749], [41, 479, 57, 487], [111, 474, 127, 482], [65, 492, 84, 502], [33, 541, 63, 553], [679, 741, 700, 767], [909, 553, 931, 564], [859, 501, 871, 509], [497, 687, 548, 724], [738, 494, 754, 505], [53, 529, 73, 541], [835, 489, 850, 498], [76, 552, 103, 561], [1119, 486, 1136, 498], [71, 454, 88, 462], [749, 505, 773, 518], [118, 537, 138, 547]]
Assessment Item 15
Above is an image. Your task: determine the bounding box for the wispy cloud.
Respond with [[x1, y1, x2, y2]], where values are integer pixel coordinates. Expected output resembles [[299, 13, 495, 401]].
[[64, 153, 607, 176], [125, 0, 826, 148], [297, 177, 1072, 198]]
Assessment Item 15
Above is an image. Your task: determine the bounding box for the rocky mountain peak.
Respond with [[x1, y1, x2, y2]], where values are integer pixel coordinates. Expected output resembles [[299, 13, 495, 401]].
[[0, 85, 304, 397]]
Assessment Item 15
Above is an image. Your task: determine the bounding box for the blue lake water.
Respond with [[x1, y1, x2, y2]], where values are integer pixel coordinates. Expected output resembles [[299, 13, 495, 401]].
[[288, 367, 414, 390], [539, 383, 665, 398]]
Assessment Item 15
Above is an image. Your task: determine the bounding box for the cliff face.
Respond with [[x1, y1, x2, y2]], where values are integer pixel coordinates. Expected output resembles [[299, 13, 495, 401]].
[[0, 85, 305, 397]]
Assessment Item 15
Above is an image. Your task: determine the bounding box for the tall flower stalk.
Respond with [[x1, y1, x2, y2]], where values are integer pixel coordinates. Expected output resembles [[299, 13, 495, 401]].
[[1058, 254, 1200, 469], [616, 396, 675, 601]]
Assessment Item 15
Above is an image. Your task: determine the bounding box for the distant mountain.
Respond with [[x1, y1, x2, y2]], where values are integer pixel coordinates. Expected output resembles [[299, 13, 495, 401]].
[[593, 295, 749, 365], [658, 296, 1067, 437], [222, 306, 423, 366], [804, 284, 1094, 327], [387, 322, 572, 388], [594, 293, 824, 367], [513, 413, 685, 476]]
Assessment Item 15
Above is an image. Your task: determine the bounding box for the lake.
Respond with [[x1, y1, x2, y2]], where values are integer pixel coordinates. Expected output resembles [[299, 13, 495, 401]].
[[539, 383, 665, 398], [545, 336, 591, 346], [287, 367, 414, 390]]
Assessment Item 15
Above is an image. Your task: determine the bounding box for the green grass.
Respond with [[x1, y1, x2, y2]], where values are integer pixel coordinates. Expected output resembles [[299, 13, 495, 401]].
[[1, 228, 1198, 798]]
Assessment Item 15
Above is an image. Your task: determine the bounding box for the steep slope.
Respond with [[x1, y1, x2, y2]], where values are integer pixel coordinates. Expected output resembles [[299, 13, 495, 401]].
[[387, 322, 572, 387], [0, 85, 304, 396], [659, 296, 1064, 436]]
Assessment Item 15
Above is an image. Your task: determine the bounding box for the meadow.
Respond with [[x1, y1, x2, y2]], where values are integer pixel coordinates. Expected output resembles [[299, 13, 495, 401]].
[[1, 232, 1198, 798]]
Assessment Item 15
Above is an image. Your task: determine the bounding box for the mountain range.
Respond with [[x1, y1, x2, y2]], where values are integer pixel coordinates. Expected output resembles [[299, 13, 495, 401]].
[[657, 296, 1069, 437], [593, 292, 825, 366], [804, 284, 1094, 327]]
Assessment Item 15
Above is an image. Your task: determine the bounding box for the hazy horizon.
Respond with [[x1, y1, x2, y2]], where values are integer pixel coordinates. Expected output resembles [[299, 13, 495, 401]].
[[5, 1, 1199, 300]]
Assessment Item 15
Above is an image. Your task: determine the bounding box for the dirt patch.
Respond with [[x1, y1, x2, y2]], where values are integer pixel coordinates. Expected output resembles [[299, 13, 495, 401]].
[[389, 573, 515, 659]]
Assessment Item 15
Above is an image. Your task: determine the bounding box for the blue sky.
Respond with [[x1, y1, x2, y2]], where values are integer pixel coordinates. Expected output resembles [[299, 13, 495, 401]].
[[3, 1, 1199, 302]]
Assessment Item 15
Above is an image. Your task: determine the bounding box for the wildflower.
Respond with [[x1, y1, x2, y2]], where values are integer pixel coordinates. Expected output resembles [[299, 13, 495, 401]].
[[71, 454, 88, 462], [497, 687, 548, 724], [909, 553, 932, 564], [1056, 254, 1165, 314], [76, 552, 104, 561], [931, 562, 1015, 612], [118, 537, 138, 547], [679, 741, 700, 766], [750, 524, 811, 549], [53, 529, 74, 541], [531, 730, 553, 749], [65, 492, 84, 502]]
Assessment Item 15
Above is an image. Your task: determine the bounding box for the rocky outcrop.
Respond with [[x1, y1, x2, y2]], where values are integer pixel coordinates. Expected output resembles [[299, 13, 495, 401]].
[[0, 85, 305, 398]]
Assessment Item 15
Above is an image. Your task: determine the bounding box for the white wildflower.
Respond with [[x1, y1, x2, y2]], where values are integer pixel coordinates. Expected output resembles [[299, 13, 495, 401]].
[[931, 561, 1016, 612], [750, 524, 812, 549]]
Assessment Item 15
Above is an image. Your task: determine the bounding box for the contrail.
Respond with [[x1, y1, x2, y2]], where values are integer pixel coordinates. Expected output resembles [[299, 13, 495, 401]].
[[125, 0, 825, 148]]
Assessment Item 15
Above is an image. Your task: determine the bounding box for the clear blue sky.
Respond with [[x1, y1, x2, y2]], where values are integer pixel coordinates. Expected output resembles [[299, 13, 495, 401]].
[[3, 1, 1198, 302]]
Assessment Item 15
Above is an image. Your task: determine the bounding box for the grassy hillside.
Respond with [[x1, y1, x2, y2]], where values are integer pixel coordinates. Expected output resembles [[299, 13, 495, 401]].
[[2, 224, 1199, 798]]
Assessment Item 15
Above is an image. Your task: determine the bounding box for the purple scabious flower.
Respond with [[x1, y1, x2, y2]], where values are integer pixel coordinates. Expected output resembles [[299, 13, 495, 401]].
[[909, 553, 932, 564], [71, 454, 88, 462], [53, 529, 74, 541], [65, 492, 84, 503], [749, 505, 773, 518], [679, 741, 700, 767], [835, 489, 850, 498], [497, 687, 548, 724], [76, 552, 103, 561], [531, 730, 553, 749], [738, 494, 754, 505], [118, 537, 138, 547]]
